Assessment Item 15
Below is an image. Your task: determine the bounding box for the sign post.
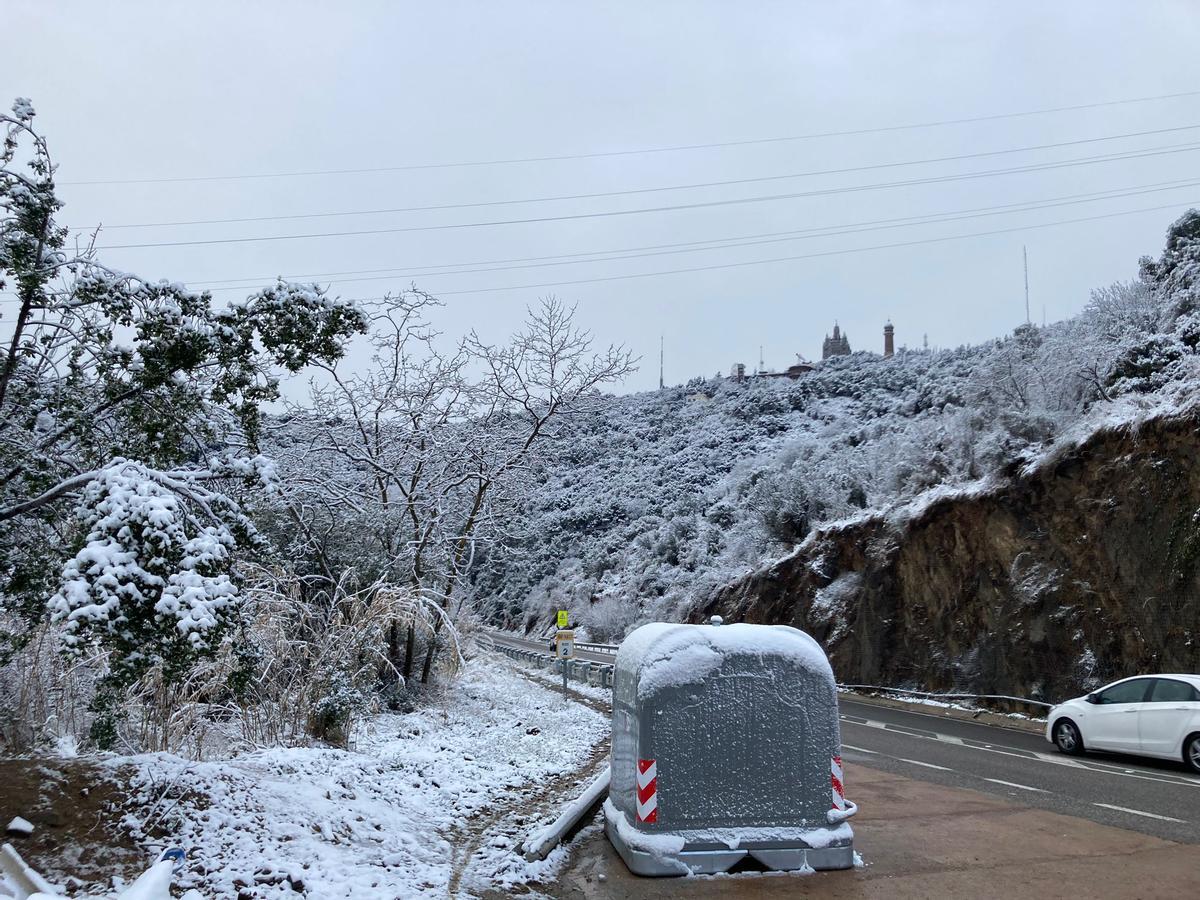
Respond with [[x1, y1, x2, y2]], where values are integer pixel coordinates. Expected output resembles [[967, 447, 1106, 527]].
[[555, 628, 575, 695]]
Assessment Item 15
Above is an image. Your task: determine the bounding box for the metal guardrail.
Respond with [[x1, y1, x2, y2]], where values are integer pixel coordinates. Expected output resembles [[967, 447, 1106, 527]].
[[576, 641, 618, 656], [485, 630, 618, 657], [837, 684, 1055, 711], [486, 636, 617, 688], [486, 631, 1055, 712]]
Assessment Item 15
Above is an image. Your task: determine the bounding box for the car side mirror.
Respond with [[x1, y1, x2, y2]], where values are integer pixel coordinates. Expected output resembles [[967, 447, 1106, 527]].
[[1085, 692, 1100, 704]]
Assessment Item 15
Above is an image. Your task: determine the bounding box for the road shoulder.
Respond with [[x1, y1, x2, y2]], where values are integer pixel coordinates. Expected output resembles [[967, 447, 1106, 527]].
[[545, 762, 1200, 899]]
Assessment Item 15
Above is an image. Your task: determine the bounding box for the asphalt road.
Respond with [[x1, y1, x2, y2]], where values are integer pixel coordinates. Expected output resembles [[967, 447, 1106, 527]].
[[485, 631, 1200, 843], [838, 697, 1199, 843]]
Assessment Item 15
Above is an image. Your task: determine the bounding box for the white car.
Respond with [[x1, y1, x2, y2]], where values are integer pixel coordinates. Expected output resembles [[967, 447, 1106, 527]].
[[1046, 674, 1200, 773]]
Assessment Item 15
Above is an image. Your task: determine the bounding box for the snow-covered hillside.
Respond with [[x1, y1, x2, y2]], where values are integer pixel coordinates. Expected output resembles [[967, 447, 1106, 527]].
[[477, 213, 1200, 639], [475, 347, 984, 634]]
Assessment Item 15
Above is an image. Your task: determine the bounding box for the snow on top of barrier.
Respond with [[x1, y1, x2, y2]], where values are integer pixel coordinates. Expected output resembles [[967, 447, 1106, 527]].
[[616, 622, 834, 699]]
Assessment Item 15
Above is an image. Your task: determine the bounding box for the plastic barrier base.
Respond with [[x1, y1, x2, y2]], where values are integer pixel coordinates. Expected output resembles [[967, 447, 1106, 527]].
[[604, 805, 854, 876]]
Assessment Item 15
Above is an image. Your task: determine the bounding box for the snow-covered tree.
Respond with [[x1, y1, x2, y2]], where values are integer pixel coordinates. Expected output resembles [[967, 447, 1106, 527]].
[[1140, 208, 1200, 318], [0, 99, 366, 742], [267, 292, 634, 682]]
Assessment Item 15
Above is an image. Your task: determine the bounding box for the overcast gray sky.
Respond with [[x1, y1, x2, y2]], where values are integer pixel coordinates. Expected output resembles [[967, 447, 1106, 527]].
[[5, 1, 1200, 391]]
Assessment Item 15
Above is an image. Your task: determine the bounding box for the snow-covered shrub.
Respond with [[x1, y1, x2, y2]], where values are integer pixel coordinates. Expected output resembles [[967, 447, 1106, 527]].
[[205, 568, 458, 750], [49, 462, 241, 668], [13, 569, 458, 756], [575, 595, 643, 643], [310, 672, 369, 745]]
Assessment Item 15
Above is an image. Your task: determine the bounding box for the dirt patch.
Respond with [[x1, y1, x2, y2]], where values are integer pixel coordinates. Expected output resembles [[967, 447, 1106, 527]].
[[0, 756, 149, 893]]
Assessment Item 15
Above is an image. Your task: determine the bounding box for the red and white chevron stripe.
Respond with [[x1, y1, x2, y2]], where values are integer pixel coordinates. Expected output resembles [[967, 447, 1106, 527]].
[[831, 755, 846, 812], [636, 758, 658, 824]]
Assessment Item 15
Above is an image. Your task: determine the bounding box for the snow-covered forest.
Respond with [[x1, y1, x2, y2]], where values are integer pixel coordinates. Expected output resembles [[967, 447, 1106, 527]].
[[5, 94, 1200, 764], [475, 217, 1200, 641]]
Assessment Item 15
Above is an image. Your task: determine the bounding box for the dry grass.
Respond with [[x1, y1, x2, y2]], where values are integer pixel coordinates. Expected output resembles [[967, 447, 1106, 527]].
[[0, 567, 466, 758]]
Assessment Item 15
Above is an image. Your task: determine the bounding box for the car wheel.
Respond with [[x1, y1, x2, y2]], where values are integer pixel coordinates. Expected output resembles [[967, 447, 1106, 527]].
[[1053, 719, 1084, 755], [1185, 734, 1200, 774]]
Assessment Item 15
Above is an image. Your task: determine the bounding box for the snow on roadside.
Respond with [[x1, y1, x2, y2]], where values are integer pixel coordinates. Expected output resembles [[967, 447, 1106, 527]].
[[518, 663, 614, 705], [94, 656, 608, 899], [837, 688, 1044, 722]]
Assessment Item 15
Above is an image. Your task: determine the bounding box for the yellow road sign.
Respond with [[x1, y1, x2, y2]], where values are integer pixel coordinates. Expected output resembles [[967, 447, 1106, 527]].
[[557, 610, 569, 628]]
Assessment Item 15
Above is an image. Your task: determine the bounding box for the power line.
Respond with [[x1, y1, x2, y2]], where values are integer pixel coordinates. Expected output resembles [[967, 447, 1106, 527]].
[[422, 200, 1197, 297], [88, 123, 1200, 230], [188, 178, 1200, 293], [184, 175, 1200, 287], [94, 142, 1200, 251], [4, 199, 1192, 308], [59, 89, 1200, 187]]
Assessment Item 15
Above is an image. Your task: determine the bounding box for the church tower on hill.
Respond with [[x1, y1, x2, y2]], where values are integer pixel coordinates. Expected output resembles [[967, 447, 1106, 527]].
[[822, 323, 851, 360]]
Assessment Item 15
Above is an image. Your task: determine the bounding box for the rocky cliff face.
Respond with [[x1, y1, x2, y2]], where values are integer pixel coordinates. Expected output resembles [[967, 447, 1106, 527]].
[[701, 412, 1200, 702]]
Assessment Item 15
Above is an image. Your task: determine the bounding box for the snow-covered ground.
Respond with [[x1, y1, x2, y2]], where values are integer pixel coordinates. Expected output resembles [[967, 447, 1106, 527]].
[[74, 655, 607, 899]]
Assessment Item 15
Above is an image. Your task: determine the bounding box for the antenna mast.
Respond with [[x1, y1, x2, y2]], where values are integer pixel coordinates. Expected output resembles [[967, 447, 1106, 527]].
[[659, 335, 664, 390], [1023, 245, 1031, 326]]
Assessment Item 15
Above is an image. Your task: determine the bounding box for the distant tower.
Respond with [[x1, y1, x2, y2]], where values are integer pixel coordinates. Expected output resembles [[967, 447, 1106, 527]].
[[822, 323, 851, 360], [659, 335, 664, 390], [923, 332, 929, 351], [883, 321, 894, 358], [1023, 245, 1031, 326]]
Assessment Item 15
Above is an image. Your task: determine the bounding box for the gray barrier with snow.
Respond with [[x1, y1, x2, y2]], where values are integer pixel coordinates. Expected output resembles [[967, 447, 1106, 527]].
[[605, 621, 856, 876]]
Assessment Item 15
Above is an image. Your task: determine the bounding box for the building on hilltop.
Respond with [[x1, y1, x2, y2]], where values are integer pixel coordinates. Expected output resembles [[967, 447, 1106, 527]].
[[822, 323, 851, 359], [726, 321, 896, 384], [729, 356, 813, 382]]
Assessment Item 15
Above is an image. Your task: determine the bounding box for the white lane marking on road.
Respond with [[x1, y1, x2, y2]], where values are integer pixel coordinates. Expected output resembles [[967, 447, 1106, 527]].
[[1035, 751, 1087, 768], [896, 758, 953, 771], [984, 778, 1047, 793], [1093, 803, 1186, 823], [841, 716, 1200, 788], [841, 744, 877, 754]]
